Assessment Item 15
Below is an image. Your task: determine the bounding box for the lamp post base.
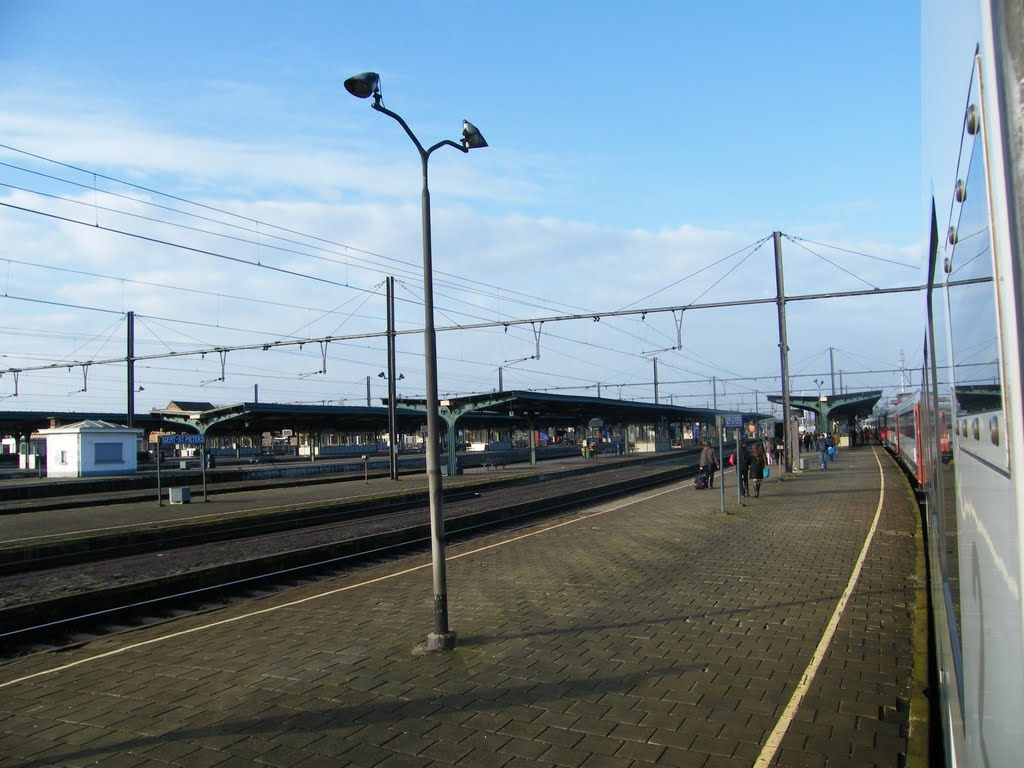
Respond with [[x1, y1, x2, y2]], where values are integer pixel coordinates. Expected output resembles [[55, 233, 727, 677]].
[[426, 631, 457, 651]]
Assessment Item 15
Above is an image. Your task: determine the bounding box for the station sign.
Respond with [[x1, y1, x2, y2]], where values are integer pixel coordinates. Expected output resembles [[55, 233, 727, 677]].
[[160, 434, 205, 445], [724, 413, 743, 428]]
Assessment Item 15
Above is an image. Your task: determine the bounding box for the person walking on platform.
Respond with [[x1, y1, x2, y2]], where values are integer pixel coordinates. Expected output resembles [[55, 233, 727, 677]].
[[827, 433, 837, 462], [699, 441, 719, 489], [816, 433, 830, 469], [749, 441, 767, 497], [738, 442, 751, 497]]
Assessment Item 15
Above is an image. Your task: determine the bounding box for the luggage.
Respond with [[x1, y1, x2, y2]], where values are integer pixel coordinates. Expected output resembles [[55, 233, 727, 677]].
[[694, 466, 709, 490]]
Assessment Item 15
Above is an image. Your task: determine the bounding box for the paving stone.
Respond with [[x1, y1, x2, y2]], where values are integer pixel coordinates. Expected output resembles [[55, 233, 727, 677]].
[[614, 738, 666, 763], [496, 734, 552, 760]]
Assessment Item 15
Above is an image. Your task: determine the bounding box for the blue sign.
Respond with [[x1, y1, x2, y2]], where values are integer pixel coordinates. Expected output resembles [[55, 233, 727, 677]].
[[724, 414, 743, 428], [160, 434, 205, 445]]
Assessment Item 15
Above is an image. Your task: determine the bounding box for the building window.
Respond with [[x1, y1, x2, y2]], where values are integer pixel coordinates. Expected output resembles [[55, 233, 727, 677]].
[[94, 442, 124, 464]]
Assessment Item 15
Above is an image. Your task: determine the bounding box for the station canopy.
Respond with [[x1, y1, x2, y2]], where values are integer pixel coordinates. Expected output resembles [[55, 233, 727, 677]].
[[2, 392, 772, 439], [766, 390, 882, 428], [149, 401, 420, 436], [394, 390, 764, 429]]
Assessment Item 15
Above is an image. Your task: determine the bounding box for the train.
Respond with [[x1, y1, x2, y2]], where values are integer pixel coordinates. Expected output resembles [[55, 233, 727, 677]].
[[905, 1, 1024, 764], [876, 391, 952, 487]]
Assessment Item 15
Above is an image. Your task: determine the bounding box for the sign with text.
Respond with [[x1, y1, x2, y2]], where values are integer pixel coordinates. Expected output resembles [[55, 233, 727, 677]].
[[160, 434, 205, 445]]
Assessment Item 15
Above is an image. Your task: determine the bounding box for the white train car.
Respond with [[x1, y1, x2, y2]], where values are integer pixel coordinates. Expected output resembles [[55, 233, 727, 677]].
[[920, 1, 1024, 764]]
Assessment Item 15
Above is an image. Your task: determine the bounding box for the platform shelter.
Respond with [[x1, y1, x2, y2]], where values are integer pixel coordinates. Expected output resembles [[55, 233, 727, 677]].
[[767, 389, 882, 437]]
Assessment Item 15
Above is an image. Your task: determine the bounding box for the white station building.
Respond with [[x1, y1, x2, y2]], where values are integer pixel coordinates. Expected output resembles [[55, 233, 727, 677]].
[[38, 420, 144, 478]]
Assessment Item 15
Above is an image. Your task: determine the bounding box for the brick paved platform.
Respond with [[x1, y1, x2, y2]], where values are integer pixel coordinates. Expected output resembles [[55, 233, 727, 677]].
[[0, 446, 924, 767]]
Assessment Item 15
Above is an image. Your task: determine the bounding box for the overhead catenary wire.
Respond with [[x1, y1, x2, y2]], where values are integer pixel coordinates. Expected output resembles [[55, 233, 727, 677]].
[[616, 235, 773, 311], [1, 144, 781, 337], [0, 199, 358, 291], [0, 198, 983, 405], [0, 145, 626, 322], [4, 145, 832, 375], [2, 143, 924, 329], [783, 235, 918, 269], [1, 146, 831, 395], [0, 143, 951, 407], [0, 279, 990, 380], [783, 235, 880, 290], [0, 256, 384, 325], [1, 180, 661, 369]]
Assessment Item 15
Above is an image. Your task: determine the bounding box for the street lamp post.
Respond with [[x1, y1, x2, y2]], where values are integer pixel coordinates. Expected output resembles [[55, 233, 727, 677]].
[[345, 72, 487, 651]]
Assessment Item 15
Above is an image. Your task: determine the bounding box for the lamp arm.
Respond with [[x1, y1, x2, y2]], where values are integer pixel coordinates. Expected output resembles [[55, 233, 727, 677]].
[[426, 139, 469, 157], [372, 102, 425, 155], [371, 103, 467, 158]]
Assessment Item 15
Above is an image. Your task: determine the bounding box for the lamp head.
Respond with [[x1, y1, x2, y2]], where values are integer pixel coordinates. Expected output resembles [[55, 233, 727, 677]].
[[378, 372, 386, 378], [344, 72, 381, 100], [462, 119, 488, 150]]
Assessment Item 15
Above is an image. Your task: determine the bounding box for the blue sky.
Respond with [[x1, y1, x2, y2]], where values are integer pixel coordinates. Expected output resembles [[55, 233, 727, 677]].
[[0, 1, 923, 417]]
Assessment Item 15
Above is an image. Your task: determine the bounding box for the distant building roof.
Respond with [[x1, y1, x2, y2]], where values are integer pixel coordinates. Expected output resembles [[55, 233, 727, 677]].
[[165, 401, 217, 412], [38, 419, 143, 435]]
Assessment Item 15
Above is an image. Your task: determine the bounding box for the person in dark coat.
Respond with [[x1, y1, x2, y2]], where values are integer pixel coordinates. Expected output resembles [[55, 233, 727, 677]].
[[816, 433, 830, 469], [749, 441, 767, 497], [699, 441, 719, 489], [738, 442, 751, 497]]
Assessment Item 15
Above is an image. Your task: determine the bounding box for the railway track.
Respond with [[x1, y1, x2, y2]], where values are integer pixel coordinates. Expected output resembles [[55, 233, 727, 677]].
[[0, 455, 699, 656]]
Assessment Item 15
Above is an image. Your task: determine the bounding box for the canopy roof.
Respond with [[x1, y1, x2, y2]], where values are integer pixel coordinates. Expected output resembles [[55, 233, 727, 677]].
[[3, 391, 773, 439], [767, 390, 882, 427]]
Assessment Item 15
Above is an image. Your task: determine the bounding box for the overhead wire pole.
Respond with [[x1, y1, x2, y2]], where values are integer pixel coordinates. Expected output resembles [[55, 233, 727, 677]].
[[126, 310, 135, 428], [773, 231, 794, 475], [713, 376, 724, 513], [385, 276, 399, 480], [830, 346, 836, 395]]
